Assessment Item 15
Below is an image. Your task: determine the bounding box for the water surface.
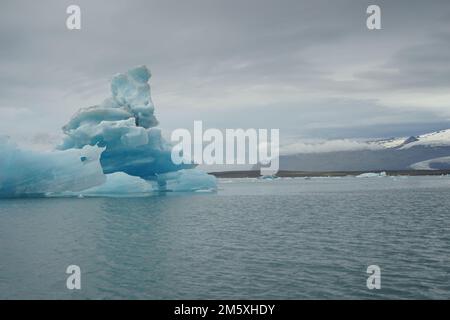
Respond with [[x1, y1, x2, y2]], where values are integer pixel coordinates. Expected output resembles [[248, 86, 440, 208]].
[[1, 176, 449, 299]]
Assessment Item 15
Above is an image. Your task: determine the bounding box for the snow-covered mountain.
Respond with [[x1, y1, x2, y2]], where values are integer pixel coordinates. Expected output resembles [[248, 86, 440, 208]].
[[274, 129, 450, 172], [373, 129, 450, 150]]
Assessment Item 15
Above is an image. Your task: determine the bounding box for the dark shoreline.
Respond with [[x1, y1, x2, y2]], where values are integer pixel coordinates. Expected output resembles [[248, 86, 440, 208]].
[[209, 170, 450, 178]]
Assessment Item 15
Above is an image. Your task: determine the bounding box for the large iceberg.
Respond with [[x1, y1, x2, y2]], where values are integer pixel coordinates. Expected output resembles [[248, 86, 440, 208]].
[[59, 66, 194, 178], [0, 66, 216, 197]]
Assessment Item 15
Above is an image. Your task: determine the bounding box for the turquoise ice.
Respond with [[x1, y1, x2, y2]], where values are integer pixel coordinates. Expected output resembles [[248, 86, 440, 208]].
[[0, 66, 216, 197]]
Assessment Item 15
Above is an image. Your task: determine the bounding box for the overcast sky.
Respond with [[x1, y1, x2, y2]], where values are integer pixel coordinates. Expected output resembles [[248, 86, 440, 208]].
[[1, 0, 450, 149]]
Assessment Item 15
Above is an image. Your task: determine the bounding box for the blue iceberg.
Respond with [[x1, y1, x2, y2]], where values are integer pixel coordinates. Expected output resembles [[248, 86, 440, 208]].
[[0, 66, 216, 197], [0, 137, 106, 197], [67, 172, 156, 197], [156, 169, 217, 192]]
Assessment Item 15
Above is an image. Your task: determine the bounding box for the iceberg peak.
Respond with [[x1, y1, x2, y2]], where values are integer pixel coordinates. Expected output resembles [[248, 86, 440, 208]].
[[59, 65, 194, 180]]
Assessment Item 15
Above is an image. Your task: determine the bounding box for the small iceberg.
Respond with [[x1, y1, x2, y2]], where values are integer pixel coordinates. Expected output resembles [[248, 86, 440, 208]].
[[356, 171, 387, 178], [71, 172, 155, 197], [157, 169, 217, 192], [258, 174, 279, 180], [0, 137, 105, 197]]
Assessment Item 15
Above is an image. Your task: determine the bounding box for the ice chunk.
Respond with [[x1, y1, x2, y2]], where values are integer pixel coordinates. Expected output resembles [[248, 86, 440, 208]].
[[55, 169, 216, 197], [74, 172, 155, 196], [157, 169, 217, 192], [356, 172, 387, 178], [258, 175, 279, 180], [0, 137, 105, 197], [109, 65, 156, 129]]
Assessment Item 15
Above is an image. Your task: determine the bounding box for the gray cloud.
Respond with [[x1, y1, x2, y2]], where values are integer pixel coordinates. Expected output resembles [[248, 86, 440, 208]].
[[1, 0, 450, 148], [356, 33, 450, 90]]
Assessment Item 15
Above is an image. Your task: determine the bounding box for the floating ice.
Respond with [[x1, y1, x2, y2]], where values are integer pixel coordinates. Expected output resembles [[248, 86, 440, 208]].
[[0, 137, 105, 197], [50, 169, 217, 197], [157, 169, 217, 192], [59, 66, 194, 179], [0, 66, 216, 197], [258, 175, 279, 180], [69, 172, 155, 197], [356, 172, 387, 178]]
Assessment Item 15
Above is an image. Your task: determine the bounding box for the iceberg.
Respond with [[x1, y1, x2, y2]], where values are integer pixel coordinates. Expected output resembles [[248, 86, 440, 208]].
[[356, 172, 387, 178], [156, 169, 217, 192], [49, 168, 217, 197], [0, 66, 217, 197], [59, 65, 194, 179], [0, 137, 105, 197], [65, 172, 156, 197]]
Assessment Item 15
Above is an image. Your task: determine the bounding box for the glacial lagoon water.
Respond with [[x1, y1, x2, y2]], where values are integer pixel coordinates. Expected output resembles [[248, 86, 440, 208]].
[[0, 176, 449, 299]]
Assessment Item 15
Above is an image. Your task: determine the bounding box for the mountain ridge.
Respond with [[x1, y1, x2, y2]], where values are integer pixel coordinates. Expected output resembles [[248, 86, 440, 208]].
[[261, 128, 450, 172]]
